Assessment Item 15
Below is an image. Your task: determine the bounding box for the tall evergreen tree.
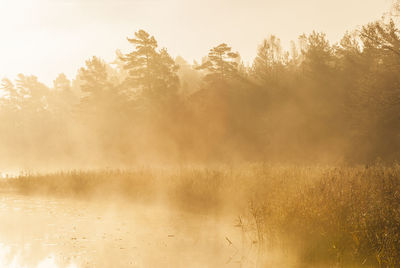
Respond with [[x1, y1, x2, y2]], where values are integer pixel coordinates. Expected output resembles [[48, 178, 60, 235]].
[[196, 43, 239, 84], [121, 30, 179, 100], [78, 56, 111, 97], [53, 73, 72, 92], [252, 36, 287, 85]]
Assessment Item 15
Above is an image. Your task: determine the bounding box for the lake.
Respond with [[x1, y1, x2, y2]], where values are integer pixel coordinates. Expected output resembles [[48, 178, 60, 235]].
[[0, 193, 255, 268]]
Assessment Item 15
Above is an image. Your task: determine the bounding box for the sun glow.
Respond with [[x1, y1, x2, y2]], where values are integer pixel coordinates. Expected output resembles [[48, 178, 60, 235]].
[[0, 0, 391, 86], [0, 243, 78, 268]]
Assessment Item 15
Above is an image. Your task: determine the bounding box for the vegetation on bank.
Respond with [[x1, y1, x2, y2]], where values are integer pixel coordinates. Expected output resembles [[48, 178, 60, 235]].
[[1, 164, 399, 267]]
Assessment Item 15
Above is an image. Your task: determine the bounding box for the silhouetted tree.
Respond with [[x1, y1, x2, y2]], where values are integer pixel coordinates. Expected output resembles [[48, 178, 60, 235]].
[[53, 73, 71, 92], [121, 30, 179, 100], [252, 36, 287, 84], [196, 43, 239, 84], [78, 57, 112, 98]]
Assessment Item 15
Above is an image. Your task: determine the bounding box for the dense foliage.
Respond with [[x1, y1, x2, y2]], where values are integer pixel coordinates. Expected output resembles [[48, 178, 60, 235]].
[[2, 14, 400, 168]]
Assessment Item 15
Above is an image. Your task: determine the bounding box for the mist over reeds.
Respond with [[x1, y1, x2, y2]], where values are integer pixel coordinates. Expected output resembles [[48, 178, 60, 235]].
[[2, 1, 400, 267], [2, 163, 400, 266]]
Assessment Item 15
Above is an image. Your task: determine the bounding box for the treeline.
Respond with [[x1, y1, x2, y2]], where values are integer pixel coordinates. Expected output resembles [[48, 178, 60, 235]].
[[2, 17, 400, 168]]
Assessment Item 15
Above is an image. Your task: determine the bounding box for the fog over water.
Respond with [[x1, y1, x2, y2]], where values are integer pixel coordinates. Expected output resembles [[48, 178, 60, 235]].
[[0, 193, 248, 268], [1, 0, 400, 267]]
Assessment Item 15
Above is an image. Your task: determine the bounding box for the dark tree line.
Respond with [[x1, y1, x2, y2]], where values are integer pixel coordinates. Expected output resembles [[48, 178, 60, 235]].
[[2, 14, 400, 168]]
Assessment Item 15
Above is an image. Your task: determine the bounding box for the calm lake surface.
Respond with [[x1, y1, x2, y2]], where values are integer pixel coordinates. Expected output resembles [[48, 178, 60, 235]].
[[0, 193, 254, 268]]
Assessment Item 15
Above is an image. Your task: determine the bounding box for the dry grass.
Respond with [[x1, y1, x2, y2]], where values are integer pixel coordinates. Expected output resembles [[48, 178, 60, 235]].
[[1, 163, 399, 267]]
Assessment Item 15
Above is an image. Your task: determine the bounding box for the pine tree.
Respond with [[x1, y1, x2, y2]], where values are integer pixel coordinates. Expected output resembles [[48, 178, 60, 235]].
[[121, 30, 179, 99], [53, 73, 72, 92], [78, 56, 111, 97], [252, 36, 286, 84], [196, 43, 239, 84]]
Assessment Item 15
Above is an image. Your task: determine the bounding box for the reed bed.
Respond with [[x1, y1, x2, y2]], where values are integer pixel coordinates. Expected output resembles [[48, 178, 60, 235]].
[[1, 163, 399, 267]]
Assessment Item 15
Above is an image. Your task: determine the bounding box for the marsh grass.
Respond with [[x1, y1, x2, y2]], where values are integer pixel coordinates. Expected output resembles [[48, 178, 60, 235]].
[[1, 163, 399, 267], [243, 164, 400, 267]]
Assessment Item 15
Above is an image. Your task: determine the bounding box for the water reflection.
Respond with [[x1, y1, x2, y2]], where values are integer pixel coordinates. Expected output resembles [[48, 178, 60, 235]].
[[0, 194, 244, 267], [0, 243, 77, 268]]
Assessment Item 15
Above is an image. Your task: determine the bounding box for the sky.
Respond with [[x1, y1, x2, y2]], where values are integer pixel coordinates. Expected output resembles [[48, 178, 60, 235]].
[[0, 0, 394, 86]]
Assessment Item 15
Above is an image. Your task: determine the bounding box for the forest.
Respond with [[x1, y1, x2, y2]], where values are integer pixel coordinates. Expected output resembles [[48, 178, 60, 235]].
[[2, 11, 400, 171]]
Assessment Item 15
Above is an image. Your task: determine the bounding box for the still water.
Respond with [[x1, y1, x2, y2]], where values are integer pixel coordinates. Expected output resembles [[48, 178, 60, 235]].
[[0, 194, 254, 268]]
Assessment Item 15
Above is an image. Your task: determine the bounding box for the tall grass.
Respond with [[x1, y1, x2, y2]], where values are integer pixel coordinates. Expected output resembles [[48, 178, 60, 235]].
[[1, 163, 399, 266], [242, 164, 400, 267]]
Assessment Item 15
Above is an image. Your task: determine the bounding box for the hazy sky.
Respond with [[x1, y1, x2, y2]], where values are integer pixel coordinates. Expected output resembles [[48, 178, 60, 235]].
[[0, 0, 393, 86]]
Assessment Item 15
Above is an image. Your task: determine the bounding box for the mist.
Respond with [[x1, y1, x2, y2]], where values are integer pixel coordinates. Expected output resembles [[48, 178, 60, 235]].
[[1, 1, 400, 268], [2, 18, 400, 169]]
